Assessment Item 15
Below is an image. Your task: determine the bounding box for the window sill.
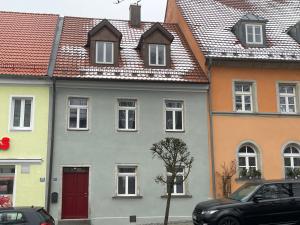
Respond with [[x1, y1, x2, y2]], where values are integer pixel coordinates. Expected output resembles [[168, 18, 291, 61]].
[[234, 110, 254, 113], [165, 130, 185, 133], [279, 112, 297, 115], [117, 129, 138, 132], [285, 177, 300, 180], [95, 62, 114, 65], [10, 128, 32, 132], [149, 64, 167, 67], [112, 195, 143, 199], [67, 128, 89, 131], [235, 177, 262, 182], [161, 194, 192, 199]]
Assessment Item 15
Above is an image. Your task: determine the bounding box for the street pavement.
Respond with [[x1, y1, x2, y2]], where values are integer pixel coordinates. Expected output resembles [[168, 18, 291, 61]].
[[142, 221, 192, 225]]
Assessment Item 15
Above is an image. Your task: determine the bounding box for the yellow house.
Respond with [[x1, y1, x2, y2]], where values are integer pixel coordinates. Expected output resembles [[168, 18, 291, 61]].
[[0, 12, 58, 207]]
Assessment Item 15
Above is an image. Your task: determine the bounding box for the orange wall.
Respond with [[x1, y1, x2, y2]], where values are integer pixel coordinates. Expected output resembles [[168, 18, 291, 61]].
[[165, 0, 300, 198], [213, 115, 300, 197], [165, 0, 208, 73], [211, 66, 300, 113], [211, 66, 300, 197]]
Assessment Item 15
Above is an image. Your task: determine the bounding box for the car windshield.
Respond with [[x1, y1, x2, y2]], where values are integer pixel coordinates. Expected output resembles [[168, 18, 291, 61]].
[[229, 183, 261, 202]]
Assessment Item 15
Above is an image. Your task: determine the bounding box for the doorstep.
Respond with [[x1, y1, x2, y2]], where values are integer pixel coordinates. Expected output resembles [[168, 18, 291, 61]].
[[58, 219, 91, 225]]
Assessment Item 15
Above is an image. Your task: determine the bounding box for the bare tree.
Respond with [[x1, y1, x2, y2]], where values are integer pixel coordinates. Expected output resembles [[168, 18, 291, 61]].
[[219, 160, 236, 197], [150, 137, 194, 225]]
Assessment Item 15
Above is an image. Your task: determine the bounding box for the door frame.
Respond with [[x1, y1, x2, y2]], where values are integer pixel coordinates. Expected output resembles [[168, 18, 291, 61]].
[[59, 165, 91, 220]]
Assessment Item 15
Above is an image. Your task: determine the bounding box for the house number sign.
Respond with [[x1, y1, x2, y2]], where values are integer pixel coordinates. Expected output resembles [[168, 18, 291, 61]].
[[0, 136, 10, 151]]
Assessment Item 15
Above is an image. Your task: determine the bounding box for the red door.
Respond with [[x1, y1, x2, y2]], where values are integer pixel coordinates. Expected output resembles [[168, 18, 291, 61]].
[[62, 167, 89, 219]]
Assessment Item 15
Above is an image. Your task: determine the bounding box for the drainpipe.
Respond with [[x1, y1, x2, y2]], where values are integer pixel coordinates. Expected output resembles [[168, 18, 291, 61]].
[[47, 78, 56, 211], [207, 58, 216, 198], [46, 17, 64, 211]]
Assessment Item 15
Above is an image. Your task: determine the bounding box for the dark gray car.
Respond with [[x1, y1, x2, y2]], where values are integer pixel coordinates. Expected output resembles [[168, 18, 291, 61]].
[[193, 180, 300, 225], [0, 207, 54, 225]]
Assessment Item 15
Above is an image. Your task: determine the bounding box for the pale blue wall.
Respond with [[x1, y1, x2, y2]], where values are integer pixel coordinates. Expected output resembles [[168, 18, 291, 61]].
[[50, 80, 210, 225]]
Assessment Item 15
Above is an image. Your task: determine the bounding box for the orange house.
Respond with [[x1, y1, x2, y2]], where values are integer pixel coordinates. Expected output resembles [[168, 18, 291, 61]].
[[165, 0, 300, 197]]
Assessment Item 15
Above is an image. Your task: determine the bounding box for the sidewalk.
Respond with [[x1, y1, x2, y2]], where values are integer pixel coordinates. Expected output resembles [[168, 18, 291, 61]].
[[142, 221, 193, 225]]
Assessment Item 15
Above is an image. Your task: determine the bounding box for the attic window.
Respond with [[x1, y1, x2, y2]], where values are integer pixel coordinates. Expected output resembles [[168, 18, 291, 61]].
[[149, 44, 166, 66], [137, 22, 174, 68], [233, 14, 267, 48], [96, 41, 114, 64], [287, 22, 300, 44], [245, 24, 263, 44]]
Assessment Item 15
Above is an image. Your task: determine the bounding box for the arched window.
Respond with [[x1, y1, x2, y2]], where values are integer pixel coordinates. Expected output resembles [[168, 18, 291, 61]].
[[283, 144, 300, 178], [238, 144, 259, 177]]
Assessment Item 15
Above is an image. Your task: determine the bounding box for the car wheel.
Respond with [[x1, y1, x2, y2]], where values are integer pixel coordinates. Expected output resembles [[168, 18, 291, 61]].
[[217, 216, 240, 225]]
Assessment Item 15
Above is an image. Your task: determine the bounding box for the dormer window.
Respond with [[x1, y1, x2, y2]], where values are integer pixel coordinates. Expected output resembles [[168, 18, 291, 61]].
[[246, 24, 263, 45], [233, 14, 268, 48], [96, 41, 114, 64], [86, 19, 122, 66], [137, 22, 174, 68], [149, 44, 166, 66], [287, 21, 300, 44]]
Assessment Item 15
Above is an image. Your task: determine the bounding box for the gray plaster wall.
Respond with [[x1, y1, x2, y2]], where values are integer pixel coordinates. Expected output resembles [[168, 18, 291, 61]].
[[50, 80, 210, 225]]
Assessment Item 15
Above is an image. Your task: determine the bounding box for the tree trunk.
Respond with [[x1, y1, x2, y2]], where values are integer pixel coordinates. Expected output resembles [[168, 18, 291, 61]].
[[164, 177, 175, 225]]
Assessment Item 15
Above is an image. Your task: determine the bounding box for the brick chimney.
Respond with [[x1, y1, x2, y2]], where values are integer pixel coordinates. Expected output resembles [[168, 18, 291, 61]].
[[130, 4, 141, 27]]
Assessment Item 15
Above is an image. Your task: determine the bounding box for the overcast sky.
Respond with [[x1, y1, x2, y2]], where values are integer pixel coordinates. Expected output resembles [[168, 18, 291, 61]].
[[1, 0, 167, 21]]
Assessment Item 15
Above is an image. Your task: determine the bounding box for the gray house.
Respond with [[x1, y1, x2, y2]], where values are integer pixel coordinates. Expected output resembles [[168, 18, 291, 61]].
[[49, 5, 210, 225]]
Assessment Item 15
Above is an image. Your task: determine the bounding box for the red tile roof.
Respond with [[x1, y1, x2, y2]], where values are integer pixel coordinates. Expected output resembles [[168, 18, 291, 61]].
[[0, 11, 59, 76], [176, 0, 300, 61], [53, 17, 207, 83]]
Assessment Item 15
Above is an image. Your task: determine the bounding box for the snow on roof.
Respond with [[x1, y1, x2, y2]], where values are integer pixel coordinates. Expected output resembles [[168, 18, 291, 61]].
[[176, 0, 300, 61], [54, 17, 207, 83]]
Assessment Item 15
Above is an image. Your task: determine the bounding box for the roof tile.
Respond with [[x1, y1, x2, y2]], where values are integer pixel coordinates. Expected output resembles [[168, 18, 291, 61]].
[[53, 17, 207, 83], [176, 0, 300, 61], [0, 11, 59, 76]]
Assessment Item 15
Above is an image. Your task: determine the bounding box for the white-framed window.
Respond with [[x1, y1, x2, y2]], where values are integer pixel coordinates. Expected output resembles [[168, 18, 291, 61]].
[[118, 99, 136, 131], [234, 82, 253, 112], [245, 24, 263, 44], [68, 97, 88, 130], [165, 101, 183, 131], [167, 166, 185, 195], [149, 44, 166, 66], [238, 145, 258, 173], [96, 41, 114, 64], [11, 97, 33, 130], [284, 145, 300, 177], [117, 166, 137, 196], [279, 84, 297, 114]]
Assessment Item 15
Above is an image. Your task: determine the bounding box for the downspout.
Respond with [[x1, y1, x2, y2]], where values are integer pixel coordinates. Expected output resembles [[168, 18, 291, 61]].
[[207, 57, 216, 198], [47, 78, 56, 211], [46, 17, 64, 211]]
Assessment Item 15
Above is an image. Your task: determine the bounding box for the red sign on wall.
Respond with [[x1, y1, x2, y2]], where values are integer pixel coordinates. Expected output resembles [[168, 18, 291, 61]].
[[0, 137, 10, 151]]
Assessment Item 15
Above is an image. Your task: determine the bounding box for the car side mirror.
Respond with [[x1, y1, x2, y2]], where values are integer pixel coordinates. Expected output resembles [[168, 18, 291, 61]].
[[253, 194, 263, 203]]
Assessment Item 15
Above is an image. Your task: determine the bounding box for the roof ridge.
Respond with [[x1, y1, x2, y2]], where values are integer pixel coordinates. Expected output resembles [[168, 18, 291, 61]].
[[0, 10, 59, 17], [63, 15, 178, 26]]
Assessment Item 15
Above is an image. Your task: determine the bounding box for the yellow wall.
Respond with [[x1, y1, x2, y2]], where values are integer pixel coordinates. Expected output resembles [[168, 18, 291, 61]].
[[0, 84, 49, 207]]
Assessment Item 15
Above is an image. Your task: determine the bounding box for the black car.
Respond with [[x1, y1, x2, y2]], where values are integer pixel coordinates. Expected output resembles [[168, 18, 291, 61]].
[[0, 207, 55, 225], [193, 180, 300, 225]]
